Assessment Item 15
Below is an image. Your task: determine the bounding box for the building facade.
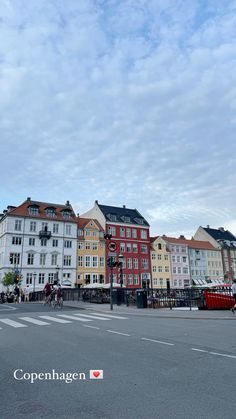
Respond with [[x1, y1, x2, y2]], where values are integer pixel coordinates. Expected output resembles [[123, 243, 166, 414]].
[[81, 201, 151, 288], [194, 226, 236, 283], [0, 198, 77, 290], [150, 237, 172, 289], [76, 218, 105, 287]]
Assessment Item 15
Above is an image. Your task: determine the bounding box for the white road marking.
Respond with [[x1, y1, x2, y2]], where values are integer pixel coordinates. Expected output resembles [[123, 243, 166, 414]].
[[209, 352, 236, 359], [0, 305, 17, 311], [0, 318, 27, 328], [106, 330, 130, 336], [83, 325, 100, 330], [141, 337, 174, 346], [39, 316, 72, 324], [57, 314, 92, 322], [19, 317, 50, 326], [91, 313, 128, 320], [192, 348, 208, 353], [73, 313, 110, 320]]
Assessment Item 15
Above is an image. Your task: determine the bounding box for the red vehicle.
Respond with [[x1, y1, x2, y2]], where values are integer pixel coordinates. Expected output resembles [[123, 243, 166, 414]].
[[203, 284, 234, 309]]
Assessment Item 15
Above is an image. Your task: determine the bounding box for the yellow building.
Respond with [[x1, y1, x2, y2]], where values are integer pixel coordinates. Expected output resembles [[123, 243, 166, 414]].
[[76, 218, 105, 287], [150, 236, 173, 289]]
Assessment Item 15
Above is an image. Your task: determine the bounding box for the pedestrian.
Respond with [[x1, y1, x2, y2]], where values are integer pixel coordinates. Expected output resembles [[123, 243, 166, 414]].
[[231, 280, 236, 313], [14, 286, 20, 303], [24, 285, 30, 302]]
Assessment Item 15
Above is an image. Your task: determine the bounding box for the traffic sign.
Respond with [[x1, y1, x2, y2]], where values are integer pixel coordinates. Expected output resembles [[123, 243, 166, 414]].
[[108, 242, 117, 252]]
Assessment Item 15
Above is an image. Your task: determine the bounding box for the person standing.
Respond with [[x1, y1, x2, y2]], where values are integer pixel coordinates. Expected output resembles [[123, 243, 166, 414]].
[[231, 280, 236, 313]]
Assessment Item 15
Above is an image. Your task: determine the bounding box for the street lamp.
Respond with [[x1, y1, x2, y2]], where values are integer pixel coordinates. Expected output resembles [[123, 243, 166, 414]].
[[118, 254, 124, 287], [56, 265, 60, 285], [33, 272, 37, 301]]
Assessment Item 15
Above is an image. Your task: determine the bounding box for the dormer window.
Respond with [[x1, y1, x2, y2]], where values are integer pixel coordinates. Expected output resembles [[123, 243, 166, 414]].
[[134, 217, 144, 225], [109, 214, 117, 222], [62, 210, 71, 219], [123, 216, 131, 223], [45, 207, 56, 217], [28, 206, 39, 216]]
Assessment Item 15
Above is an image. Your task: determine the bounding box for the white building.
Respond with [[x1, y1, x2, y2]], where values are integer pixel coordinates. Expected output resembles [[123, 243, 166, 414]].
[[0, 198, 77, 290]]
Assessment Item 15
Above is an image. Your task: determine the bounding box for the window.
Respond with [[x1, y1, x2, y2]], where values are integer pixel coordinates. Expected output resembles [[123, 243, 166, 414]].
[[41, 238, 47, 246], [40, 253, 46, 265], [126, 228, 131, 238], [172, 256, 176, 262], [9, 253, 20, 265], [45, 208, 56, 217], [133, 244, 138, 253], [110, 214, 117, 222], [92, 230, 98, 237], [178, 267, 181, 274], [182, 256, 187, 263], [108, 226, 116, 236], [62, 210, 71, 219], [78, 242, 83, 250], [26, 273, 33, 284], [181, 246, 186, 253], [53, 223, 59, 234], [141, 259, 148, 269], [100, 257, 104, 267], [92, 256, 98, 267], [120, 243, 125, 252], [78, 256, 83, 267], [132, 229, 137, 238], [85, 242, 91, 250], [85, 256, 91, 267], [133, 258, 138, 269], [126, 243, 132, 252], [158, 243, 162, 250], [164, 255, 168, 260], [52, 239, 58, 247], [176, 246, 180, 252], [63, 255, 71, 266], [28, 207, 39, 215], [66, 224, 72, 235], [29, 238, 35, 246], [64, 240, 72, 248], [153, 266, 157, 272], [48, 273, 54, 284], [141, 244, 147, 253], [127, 258, 132, 269], [92, 242, 98, 251], [78, 228, 83, 236], [30, 221, 36, 232], [158, 254, 162, 260], [173, 267, 177, 274], [128, 275, 133, 285], [15, 220, 22, 231], [141, 230, 147, 239], [85, 229, 91, 236], [27, 253, 34, 265], [120, 228, 125, 237], [38, 273, 45, 284], [177, 256, 180, 263], [42, 222, 48, 231], [123, 216, 130, 223], [12, 237, 22, 245], [51, 254, 58, 265], [133, 275, 139, 285], [151, 253, 156, 260], [158, 266, 162, 273]]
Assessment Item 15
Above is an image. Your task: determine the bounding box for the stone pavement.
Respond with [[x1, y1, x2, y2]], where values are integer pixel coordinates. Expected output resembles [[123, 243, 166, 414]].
[[63, 300, 236, 320]]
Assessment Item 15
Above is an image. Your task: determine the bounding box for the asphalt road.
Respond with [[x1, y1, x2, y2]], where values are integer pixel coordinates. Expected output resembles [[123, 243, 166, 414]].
[[1, 302, 236, 419]]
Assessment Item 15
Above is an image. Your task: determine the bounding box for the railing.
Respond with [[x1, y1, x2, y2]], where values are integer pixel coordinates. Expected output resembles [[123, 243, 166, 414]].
[[39, 230, 51, 240]]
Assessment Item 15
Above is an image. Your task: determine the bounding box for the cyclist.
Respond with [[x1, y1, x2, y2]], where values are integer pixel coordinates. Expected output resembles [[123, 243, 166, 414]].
[[43, 282, 52, 305]]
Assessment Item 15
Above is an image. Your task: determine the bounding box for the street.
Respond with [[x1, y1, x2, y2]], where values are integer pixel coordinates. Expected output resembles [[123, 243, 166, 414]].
[[1, 302, 236, 419]]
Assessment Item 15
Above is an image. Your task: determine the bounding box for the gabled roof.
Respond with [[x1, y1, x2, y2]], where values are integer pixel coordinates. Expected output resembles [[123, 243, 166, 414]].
[[151, 235, 217, 250], [201, 226, 236, 242], [3, 198, 77, 222], [97, 203, 149, 227], [77, 217, 104, 231]]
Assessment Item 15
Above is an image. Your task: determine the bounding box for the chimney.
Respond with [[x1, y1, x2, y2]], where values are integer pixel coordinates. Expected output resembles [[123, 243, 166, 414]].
[[179, 235, 185, 239], [207, 225, 210, 228], [27, 197, 31, 201], [218, 227, 225, 232], [123, 205, 126, 208], [7, 206, 16, 212], [77, 213, 79, 217], [95, 200, 98, 204]]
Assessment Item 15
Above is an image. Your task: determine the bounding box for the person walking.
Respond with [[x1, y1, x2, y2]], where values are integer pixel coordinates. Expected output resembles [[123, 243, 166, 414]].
[[231, 280, 236, 313]]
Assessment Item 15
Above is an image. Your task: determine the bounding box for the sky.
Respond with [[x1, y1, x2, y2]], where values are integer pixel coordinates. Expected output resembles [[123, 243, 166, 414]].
[[1, 0, 236, 238]]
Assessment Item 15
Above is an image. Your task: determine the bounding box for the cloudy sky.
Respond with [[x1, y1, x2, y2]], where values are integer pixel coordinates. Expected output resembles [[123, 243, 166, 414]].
[[1, 0, 236, 237]]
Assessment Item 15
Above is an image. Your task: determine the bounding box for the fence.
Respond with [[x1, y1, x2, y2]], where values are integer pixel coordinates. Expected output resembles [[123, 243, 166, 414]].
[[33, 287, 208, 309]]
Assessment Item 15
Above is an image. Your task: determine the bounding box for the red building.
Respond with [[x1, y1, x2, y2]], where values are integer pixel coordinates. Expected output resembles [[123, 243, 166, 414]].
[[81, 201, 151, 288]]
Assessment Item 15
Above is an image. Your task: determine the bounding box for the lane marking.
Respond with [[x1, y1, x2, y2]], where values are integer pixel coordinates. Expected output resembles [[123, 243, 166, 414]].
[[192, 348, 208, 353], [0, 305, 17, 311], [57, 314, 92, 322], [83, 325, 100, 330], [209, 352, 236, 359], [39, 316, 72, 324], [106, 330, 130, 336], [73, 313, 110, 321], [141, 337, 174, 346], [0, 318, 27, 328], [91, 313, 128, 320], [19, 317, 50, 326]]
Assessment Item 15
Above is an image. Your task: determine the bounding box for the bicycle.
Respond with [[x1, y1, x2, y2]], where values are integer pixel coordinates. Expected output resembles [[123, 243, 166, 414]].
[[43, 293, 52, 307], [52, 296, 63, 310]]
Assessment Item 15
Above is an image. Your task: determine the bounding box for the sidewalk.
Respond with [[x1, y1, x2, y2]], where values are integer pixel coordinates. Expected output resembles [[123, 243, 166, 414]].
[[63, 300, 236, 320]]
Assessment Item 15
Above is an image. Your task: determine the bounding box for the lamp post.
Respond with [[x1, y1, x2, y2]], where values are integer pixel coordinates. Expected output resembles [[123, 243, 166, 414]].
[[56, 265, 60, 285], [33, 272, 37, 301], [107, 257, 114, 310]]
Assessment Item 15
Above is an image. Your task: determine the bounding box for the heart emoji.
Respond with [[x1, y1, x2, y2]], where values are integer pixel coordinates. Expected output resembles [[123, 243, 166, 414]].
[[93, 371, 100, 378], [90, 369, 103, 379]]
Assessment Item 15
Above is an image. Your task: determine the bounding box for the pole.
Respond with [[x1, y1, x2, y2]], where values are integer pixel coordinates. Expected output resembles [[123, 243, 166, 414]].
[[110, 264, 113, 311]]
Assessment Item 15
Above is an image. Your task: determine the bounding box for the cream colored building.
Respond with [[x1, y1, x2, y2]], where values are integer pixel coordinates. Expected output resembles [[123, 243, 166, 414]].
[[150, 237, 172, 288], [76, 218, 105, 287]]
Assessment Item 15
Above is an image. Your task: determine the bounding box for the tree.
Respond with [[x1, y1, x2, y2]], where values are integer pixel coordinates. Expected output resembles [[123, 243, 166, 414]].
[[1, 272, 16, 290]]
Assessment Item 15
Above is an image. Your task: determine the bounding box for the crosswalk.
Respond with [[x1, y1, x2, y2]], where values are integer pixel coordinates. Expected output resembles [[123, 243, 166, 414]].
[[0, 312, 128, 331]]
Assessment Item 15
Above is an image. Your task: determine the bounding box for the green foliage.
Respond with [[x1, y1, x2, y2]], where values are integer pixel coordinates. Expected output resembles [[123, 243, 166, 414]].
[[1, 271, 16, 288]]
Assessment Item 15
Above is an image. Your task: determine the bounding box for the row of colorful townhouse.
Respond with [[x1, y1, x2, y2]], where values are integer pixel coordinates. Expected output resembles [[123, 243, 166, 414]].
[[0, 198, 236, 290]]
